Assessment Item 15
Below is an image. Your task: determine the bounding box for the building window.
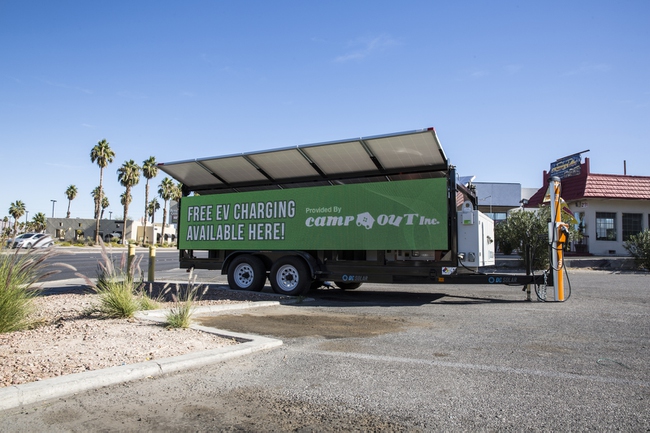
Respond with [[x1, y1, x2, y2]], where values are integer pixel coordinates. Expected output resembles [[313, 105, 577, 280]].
[[622, 213, 642, 241], [487, 212, 507, 222], [596, 212, 617, 241]]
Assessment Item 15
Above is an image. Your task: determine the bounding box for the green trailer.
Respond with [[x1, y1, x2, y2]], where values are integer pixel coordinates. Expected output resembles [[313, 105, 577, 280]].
[[159, 128, 547, 296]]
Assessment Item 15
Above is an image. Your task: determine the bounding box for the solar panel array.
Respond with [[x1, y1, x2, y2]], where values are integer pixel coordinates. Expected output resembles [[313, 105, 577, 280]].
[[158, 128, 448, 194]]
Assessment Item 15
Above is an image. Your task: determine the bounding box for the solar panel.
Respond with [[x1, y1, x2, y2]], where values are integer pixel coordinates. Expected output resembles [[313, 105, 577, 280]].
[[158, 128, 448, 192], [157, 161, 221, 188], [302, 140, 377, 175], [366, 132, 446, 170], [248, 149, 318, 180], [200, 156, 267, 184]]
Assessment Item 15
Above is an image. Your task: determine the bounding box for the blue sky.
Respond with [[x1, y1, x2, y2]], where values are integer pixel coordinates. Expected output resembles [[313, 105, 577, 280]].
[[1, 1, 648, 222]]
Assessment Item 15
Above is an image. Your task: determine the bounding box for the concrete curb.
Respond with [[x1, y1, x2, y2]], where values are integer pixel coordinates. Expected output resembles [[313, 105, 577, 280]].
[[0, 302, 283, 411]]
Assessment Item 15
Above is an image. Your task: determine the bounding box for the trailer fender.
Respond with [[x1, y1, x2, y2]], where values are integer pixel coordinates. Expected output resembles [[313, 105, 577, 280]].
[[222, 251, 321, 280], [222, 251, 272, 276], [290, 251, 322, 280]]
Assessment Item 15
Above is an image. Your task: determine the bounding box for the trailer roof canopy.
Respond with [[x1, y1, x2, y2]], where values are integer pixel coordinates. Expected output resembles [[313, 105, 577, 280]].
[[158, 128, 449, 194]]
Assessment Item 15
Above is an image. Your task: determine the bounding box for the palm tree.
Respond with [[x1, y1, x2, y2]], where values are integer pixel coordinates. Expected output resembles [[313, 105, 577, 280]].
[[32, 212, 47, 233], [141, 156, 158, 243], [170, 182, 182, 244], [90, 187, 103, 219], [100, 196, 109, 219], [173, 182, 183, 202], [158, 177, 175, 245], [120, 192, 132, 208], [146, 198, 161, 244], [147, 198, 160, 224], [65, 185, 78, 218], [90, 139, 115, 242], [8, 200, 26, 236], [117, 159, 141, 244]]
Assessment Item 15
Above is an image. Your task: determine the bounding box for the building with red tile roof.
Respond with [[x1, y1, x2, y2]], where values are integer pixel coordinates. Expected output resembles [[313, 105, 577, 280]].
[[526, 158, 650, 255]]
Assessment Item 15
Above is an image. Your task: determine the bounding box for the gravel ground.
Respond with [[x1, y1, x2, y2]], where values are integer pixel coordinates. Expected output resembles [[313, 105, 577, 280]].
[[1, 271, 648, 431], [0, 284, 279, 388]]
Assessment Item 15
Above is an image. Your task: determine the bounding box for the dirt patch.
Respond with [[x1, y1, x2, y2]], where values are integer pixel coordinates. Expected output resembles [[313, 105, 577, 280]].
[[197, 306, 409, 339], [204, 386, 417, 432]]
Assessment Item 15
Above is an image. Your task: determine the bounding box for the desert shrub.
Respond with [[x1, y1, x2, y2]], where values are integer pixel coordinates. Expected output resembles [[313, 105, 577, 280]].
[[0, 246, 72, 333], [165, 271, 205, 328], [623, 229, 650, 271], [92, 279, 141, 318], [83, 240, 158, 318]]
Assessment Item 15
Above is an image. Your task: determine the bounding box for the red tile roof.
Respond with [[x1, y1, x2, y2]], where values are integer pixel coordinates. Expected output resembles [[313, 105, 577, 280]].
[[583, 174, 650, 200], [526, 158, 650, 206]]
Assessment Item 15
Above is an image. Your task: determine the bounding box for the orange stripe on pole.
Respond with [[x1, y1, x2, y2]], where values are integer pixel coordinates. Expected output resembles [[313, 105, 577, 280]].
[[554, 182, 564, 302]]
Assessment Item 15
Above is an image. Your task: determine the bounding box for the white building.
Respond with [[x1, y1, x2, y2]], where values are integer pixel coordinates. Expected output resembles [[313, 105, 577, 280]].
[[526, 157, 650, 256]]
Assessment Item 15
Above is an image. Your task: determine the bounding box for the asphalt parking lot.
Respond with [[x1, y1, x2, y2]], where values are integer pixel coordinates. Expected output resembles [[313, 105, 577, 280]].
[[1, 269, 648, 431]]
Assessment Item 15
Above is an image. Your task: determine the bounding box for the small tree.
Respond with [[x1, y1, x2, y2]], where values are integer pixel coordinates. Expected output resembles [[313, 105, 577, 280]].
[[495, 206, 580, 270], [101, 196, 109, 219], [91, 187, 101, 219], [8, 201, 26, 236], [158, 177, 175, 245], [494, 221, 514, 255], [117, 159, 141, 243], [147, 198, 160, 224], [142, 156, 158, 243], [65, 185, 78, 218], [32, 212, 47, 233], [90, 139, 115, 243], [623, 229, 650, 271]]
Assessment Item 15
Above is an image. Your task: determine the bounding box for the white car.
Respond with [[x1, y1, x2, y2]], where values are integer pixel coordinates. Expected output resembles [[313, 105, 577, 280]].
[[8, 233, 55, 249]]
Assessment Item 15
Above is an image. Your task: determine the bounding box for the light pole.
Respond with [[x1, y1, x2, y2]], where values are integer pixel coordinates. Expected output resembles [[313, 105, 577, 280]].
[[480, 195, 492, 217], [50, 200, 57, 218], [109, 211, 112, 220]]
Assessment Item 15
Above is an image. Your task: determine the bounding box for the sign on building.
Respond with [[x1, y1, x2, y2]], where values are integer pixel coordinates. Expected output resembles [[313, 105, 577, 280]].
[[549, 151, 588, 179]]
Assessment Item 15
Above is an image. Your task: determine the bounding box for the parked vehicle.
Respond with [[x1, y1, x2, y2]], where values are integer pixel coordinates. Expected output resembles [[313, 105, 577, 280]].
[[104, 232, 123, 243], [158, 128, 554, 297], [8, 233, 54, 249]]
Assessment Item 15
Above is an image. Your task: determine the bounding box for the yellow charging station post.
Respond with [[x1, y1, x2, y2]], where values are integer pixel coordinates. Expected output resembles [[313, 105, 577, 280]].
[[127, 243, 136, 280], [148, 244, 156, 282], [549, 176, 566, 302]]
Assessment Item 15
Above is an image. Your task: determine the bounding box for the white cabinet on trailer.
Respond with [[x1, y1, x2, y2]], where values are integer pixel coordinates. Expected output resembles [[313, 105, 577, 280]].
[[457, 203, 495, 268]]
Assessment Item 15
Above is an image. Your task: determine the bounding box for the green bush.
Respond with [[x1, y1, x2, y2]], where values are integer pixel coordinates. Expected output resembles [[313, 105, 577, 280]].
[[0, 246, 69, 333], [165, 271, 206, 328], [84, 240, 158, 318], [93, 279, 141, 318], [494, 221, 514, 255], [624, 229, 650, 271], [494, 206, 581, 270]]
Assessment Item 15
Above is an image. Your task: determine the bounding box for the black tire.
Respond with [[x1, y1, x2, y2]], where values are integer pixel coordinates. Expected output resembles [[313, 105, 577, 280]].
[[335, 282, 362, 290], [269, 256, 312, 296], [227, 255, 267, 292]]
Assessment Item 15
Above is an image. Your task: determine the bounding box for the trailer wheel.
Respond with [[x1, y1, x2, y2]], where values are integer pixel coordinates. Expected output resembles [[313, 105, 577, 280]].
[[228, 255, 266, 292], [270, 256, 311, 296], [335, 282, 362, 290]]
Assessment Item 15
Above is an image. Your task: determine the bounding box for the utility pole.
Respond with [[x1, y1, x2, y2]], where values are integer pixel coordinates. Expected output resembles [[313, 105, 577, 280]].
[[51, 200, 57, 218]]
